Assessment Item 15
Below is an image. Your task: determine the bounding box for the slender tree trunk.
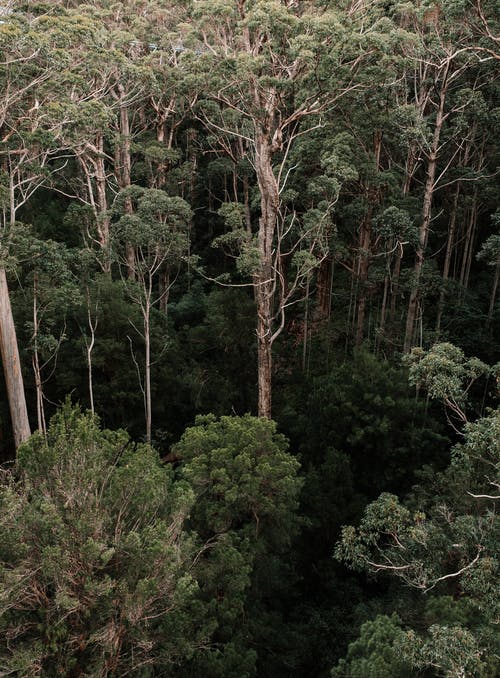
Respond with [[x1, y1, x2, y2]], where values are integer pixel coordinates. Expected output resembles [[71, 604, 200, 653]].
[[31, 273, 46, 436], [462, 191, 478, 293], [156, 119, 167, 189], [302, 275, 310, 372], [254, 129, 279, 419], [435, 183, 460, 337], [116, 85, 135, 278], [86, 291, 97, 415], [94, 133, 111, 270], [488, 258, 500, 323], [403, 79, 448, 353], [144, 303, 151, 443], [0, 267, 30, 448], [355, 209, 372, 347], [315, 256, 333, 320], [389, 245, 402, 325], [376, 269, 389, 352]]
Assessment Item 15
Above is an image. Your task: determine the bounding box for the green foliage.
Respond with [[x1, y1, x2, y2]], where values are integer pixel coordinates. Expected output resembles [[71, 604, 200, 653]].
[[286, 349, 447, 497], [176, 413, 302, 543], [405, 343, 491, 423], [174, 413, 303, 676], [0, 406, 305, 676], [335, 346, 500, 676], [0, 404, 206, 676], [403, 625, 488, 678], [1, 0, 500, 674], [331, 614, 411, 678]]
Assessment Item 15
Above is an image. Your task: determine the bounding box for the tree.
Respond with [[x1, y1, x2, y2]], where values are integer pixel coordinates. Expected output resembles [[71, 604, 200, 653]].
[[190, 0, 371, 417], [173, 413, 302, 675], [0, 404, 210, 676], [13, 232, 81, 436], [331, 614, 411, 678], [477, 219, 500, 325], [0, 2, 110, 446], [399, 2, 494, 351], [112, 186, 192, 442], [335, 345, 499, 676]]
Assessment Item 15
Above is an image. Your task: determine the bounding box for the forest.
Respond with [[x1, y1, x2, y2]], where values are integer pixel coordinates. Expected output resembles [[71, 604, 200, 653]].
[[0, 0, 499, 675]]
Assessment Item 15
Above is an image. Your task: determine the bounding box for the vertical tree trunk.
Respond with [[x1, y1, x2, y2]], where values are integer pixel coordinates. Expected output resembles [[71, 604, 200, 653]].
[[31, 273, 46, 436], [256, 292, 273, 419], [488, 258, 500, 323], [144, 303, 151, 443], [435, 184, 460, 337], [315, 256, 333, 320], [115, 85, 135, 278], [0, 267, 31, 448], [86, 290, 97, 415], [462, 190, 478, 293], [302, 275, 310, 372], [376, 270, 389, 352], [389, 245, 403, 326], [355, 208, 372, 347], [94, 133, 111, 270], [254, 128, 279, 419], [403, 78, 448, 353]]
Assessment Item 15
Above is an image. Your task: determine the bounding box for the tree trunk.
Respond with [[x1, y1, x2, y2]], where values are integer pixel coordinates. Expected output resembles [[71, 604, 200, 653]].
[[355, 209, 372, 347], [256, 292, 273, 419], [403, 79, 448, 353], [254, 129, 279, 419], [32, 273, 46, 436], [461, 189, 478, 294], [376, 270, 389, 352], [116, 85, 135, 278], [144, 304, 151, 443], [94, 133, 111, 270], [435, 184, 460, 337], [389, 245, 403, 326], [315, 256, 333, 320], [144, 309, 151, 443], [86, 290, 97, 415], [0, 267, 31, 448], [488, 258, 500, 323]]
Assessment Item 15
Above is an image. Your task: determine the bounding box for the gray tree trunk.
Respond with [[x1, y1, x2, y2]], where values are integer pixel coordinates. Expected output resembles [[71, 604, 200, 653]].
[[0, 267, 31, 448]]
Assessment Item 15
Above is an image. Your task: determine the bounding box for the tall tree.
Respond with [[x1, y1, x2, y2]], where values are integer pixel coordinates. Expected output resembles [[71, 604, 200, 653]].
[[401, 2, 493, 351], [112, 186, 191, 442], [190, 0, 380, 417]]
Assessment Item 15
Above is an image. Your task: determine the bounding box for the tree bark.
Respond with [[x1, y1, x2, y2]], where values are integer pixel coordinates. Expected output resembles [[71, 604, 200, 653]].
[[0, 267, 31, 448], [144, 303, 151, 443], [115, 85, 136, 278], [31, 272, 46, 436], [355, 208, 372, 347], [254, 128, 279, 419], [403, 77, 448, 353], [435, 184, 460, 337], [488, 258, 500, 323]]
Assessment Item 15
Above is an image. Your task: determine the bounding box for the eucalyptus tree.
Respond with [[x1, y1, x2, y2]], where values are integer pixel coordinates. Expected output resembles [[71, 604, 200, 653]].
[[335, 344, 499, 676], [0, 5, 90, 446], [112, 186, 191, 442], [189, 0, 399, 417], [399, 1, 497, 352], [477, 227, 500, 325], [13, 234, 81, 436]]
